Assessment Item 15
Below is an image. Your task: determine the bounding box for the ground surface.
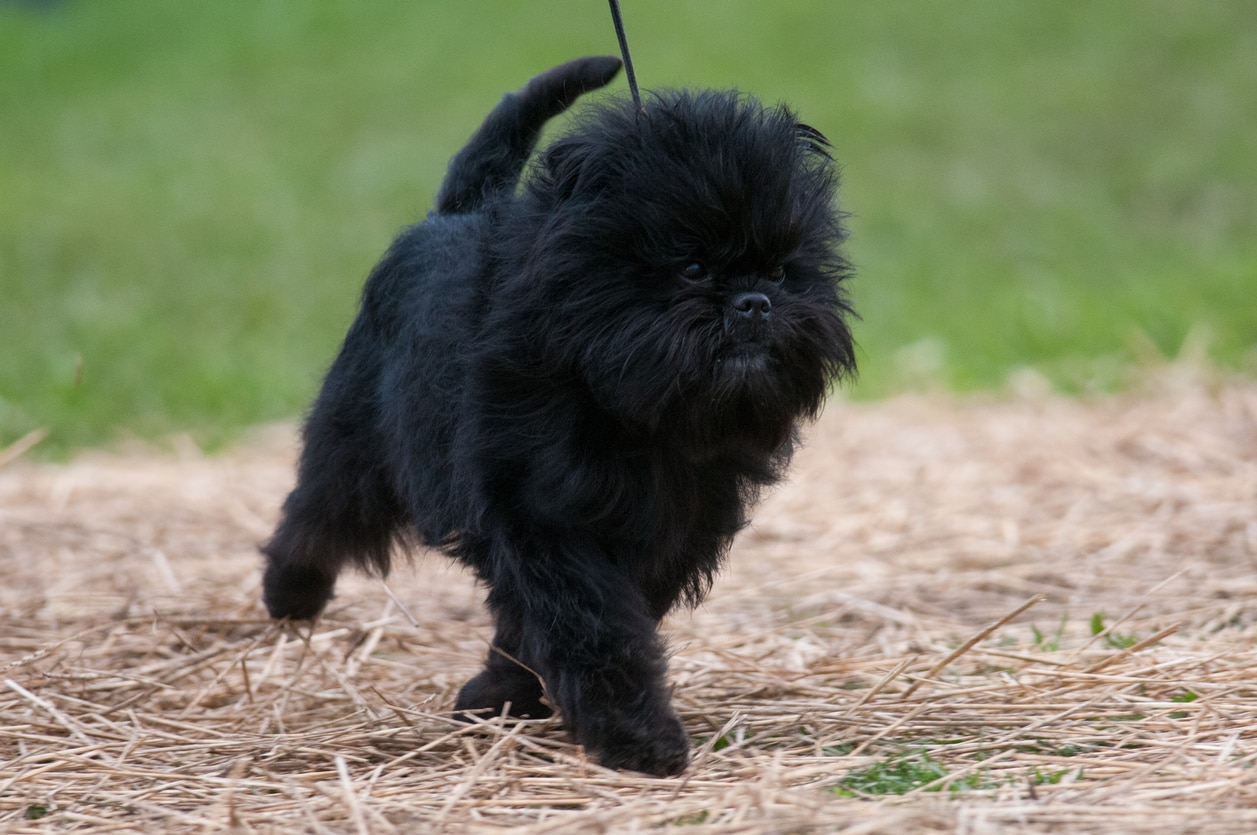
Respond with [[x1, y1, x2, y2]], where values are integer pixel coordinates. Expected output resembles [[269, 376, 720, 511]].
[[3, 375, 1256, 833]]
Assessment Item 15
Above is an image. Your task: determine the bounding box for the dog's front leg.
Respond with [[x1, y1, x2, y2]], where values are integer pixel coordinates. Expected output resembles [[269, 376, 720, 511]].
[[463, 538, 690, 776]]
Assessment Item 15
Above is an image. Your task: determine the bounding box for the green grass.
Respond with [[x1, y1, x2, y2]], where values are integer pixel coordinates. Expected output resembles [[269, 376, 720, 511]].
[[1089, 611, 1139, 650], [3, 1, 1255, 453], [832, 751, 986, 796]]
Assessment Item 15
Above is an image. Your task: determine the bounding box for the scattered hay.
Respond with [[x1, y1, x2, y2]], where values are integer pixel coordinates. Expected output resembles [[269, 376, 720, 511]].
[[2, 378, 1256, 833]]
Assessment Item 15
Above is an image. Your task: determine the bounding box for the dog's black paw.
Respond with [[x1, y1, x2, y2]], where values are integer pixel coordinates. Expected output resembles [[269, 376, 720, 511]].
[[454, 663, 553, 720], [585, 711, 690, 777], [261, 563, 335, 620]]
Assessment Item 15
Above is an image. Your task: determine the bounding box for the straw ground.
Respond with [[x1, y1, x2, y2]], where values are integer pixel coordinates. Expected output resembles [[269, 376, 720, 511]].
[[3, 372, 1256, 833]]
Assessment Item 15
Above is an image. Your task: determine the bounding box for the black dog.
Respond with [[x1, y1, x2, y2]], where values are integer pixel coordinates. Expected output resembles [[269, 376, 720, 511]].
[[262, 56, 855, 776]]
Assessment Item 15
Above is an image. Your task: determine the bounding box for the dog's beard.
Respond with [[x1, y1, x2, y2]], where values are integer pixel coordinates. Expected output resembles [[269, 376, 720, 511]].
[[568, 282, 851, 455]]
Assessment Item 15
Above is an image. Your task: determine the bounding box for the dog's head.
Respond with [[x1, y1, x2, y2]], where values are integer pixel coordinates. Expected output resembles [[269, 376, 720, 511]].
[[495, 89, 856, 453]]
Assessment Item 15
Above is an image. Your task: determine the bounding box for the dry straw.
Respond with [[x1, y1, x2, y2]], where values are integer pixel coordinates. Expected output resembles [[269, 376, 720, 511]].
[[3, 371, 1256, 832]]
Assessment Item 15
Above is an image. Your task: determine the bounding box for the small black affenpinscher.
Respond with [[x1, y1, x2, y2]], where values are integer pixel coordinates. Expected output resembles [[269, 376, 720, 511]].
[[262, 56, 855, 776]]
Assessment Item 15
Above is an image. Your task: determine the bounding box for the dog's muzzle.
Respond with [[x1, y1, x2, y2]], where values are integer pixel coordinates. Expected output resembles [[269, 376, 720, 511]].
[[725, 291, 772, 341]]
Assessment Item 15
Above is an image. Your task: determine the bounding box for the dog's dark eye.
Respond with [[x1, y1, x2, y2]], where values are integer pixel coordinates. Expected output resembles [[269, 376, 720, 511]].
[[768, 266, 786, 283], [678, 262, 709, 283]]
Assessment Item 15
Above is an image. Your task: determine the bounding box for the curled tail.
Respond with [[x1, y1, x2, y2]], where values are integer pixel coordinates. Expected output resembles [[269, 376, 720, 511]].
[[435, 56, 622, 215]]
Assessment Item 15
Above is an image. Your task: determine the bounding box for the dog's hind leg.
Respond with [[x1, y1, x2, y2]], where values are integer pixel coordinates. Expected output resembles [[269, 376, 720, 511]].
[[261, 360, 404, 620]]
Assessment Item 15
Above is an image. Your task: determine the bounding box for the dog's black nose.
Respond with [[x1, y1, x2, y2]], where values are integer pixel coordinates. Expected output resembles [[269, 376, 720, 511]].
[[732, 292, 772, 320]]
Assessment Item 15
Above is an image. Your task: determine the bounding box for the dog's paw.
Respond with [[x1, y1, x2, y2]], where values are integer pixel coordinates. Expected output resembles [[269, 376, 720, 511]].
[[587, 712, 690, 777], [261, 564, 335, 620], [454, 665, 553, 721]]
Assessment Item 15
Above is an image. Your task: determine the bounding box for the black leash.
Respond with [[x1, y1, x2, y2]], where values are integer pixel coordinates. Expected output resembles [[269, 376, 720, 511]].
[[607, 0, 642, 110]]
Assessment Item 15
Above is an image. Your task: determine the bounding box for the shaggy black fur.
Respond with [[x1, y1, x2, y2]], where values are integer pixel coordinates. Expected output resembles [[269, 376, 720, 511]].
[[262, 55, 856, 776]]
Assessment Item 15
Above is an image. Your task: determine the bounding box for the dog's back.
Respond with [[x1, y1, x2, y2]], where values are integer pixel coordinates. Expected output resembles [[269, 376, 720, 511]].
[[434, 56, 621, 215]]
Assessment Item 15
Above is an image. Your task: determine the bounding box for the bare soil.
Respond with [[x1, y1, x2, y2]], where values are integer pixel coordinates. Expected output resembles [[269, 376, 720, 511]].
[[3, 374, 1256, 833]]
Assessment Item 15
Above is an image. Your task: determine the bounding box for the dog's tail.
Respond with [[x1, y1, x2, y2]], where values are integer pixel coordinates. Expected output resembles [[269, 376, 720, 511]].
[[434, 56, 622, 215]]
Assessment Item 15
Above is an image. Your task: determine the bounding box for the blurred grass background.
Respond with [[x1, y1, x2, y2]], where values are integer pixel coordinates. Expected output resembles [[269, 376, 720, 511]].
[[2, 0, 1255, 454]]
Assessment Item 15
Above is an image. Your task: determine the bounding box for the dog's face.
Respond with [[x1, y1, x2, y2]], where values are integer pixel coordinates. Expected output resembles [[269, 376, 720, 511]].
[[498, 90, 856, 451]]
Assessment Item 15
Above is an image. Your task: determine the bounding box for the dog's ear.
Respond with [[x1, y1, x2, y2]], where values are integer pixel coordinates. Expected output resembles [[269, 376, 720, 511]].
[[795, 123, 832, 159]]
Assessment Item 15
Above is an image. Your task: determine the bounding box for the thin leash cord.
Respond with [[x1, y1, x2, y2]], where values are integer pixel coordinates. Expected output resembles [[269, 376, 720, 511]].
[[607, 0, 642, 110]]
